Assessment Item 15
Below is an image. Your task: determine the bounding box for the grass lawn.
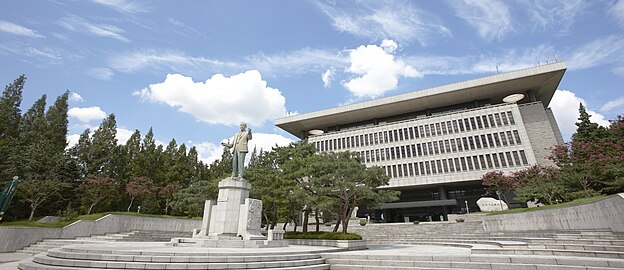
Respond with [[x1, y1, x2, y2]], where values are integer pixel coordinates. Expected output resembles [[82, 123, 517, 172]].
[[0, 212, 197, 228], [487, 195, 608, 215]]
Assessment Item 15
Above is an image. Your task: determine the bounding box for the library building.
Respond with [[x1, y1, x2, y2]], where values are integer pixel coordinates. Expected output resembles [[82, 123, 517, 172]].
[[275, 62, 566, 222]]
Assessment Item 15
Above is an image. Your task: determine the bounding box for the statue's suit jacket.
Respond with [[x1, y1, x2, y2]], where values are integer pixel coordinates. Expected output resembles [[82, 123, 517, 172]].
[[232, 131, 252, 153]]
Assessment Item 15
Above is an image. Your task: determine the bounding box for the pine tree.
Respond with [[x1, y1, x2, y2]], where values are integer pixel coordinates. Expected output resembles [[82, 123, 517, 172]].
[[45, 91, 69, 153], [20, 95, 47, 146], [89, 114, 117, 177], [124, 130, 142, 178], [70, 129, 92, 178], [572, 103, 606, 142], [0, 75, 25, 139]]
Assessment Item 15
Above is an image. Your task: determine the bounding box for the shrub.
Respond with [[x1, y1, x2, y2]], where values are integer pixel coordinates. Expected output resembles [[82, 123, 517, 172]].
[[359, 219, 367, 226], [284, 231, 362, 240]]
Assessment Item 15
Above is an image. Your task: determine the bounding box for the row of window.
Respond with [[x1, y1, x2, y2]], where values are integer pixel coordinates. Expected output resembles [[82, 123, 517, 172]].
[[313, 110, 517, 152], [383, 150, 530, 179], [347, 130, 523, 163]]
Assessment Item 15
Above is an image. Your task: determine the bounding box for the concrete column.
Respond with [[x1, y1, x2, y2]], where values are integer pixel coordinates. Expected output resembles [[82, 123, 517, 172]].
[[439, 185, 449, 221], [526, 90, 537, 102]]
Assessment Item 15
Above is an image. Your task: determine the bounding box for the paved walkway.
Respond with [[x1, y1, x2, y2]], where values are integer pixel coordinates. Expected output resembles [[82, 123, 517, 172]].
[[0, 253, 30, 270]]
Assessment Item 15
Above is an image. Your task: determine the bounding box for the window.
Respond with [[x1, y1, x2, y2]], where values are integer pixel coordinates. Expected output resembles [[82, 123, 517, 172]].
[[451, 139, 457, 152], [425, 161, 431, 175], [512, 151, 521, 166], [392, 165, 397, 178], [419, 125, 425, 137], [411, 144, 416, 157], [488, 114, 496, 127], [427, 142, 433, 155], [519, 150, 529, 165], [425, 125, 431, 137], [420, 162, 425, 176], [494, 113, 502, 126], [430, 124, 436, 136], [507, 111, 515, 125], [441, 122, 447, 135], [452, 120, 459, 133], [507, 131, 515, 145], [454, 158, 461, 172], [463, 137, 469, 150], [386, 148, 390, 160], [404, 164, 409, 177], [444, 140, 451, 153], [397, 164, 403, 177], [414, 163, 420, 176], [396, 146, 401, 159], [431, 161, 437, 174], [383, 131, 388, 143], [485, 154, 493, 169], [470, 117, 477, 130], [417, 144, 422, 156], [481, 135, 488, 148], [448, 158, 455, 172], [389, 131, 394, 142], [338, 138, 342, 149], [501, 113, 509, 125], [414, 127, 420, 139], [433, 141, 439, 155], [487, 134, 494, 148], [474, 136, 482, 149], [408, 163, 414, 176], [476, 117, 483, 129], [365, 150, 370, 163], [447, 121, 453, 134], [364, 134, 369, 146], [456, 138, 463, 151], [499, 152, 507, 167], [409, 127, 415, 139], [423, 143, 429, 156], [505, 152, 513, 166], [380, 148, 385, 161], [500, 132, 508, 146], [464, 118, 471, 131], [482, 115, 489, 128], [437, 160, 443, 174], [480, 155, 488, 169], [374, 133, 379, 145], [401, 146, 406, 159], [443, 159, 449, 173], [468, 136, 475, 150], [458, 120, 465, 132], [460, 157, 467, 171], [492, 153, 500, 168], [394, 130, 399, 141], [375, 149, 380, 162], [513, 130, 522, 144], [473, 156, 481, 170], [466, 157, 474, 170], [406, 145, 412, 158], [351, 136, 355, 148], [493, 133, 501, 147], [391, 147, 396, 160], [399, 129, 404, 141]]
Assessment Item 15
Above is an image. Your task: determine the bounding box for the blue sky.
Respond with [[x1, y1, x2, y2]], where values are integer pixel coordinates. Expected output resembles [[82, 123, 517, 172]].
[[1, 0, 623, 163]]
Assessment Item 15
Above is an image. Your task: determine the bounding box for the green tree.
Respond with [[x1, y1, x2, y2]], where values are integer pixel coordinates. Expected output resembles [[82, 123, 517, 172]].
[[89, 114, 117, 177], [0, 75, 25, 139], [514, 165, 564, 205], [70, 129, 92, 178], [572, 103, 607, 142], [125, 177, 155, 212], [17, 179, 71, 221], [78, 177, 119, 214], [45, 91, 69, 153]]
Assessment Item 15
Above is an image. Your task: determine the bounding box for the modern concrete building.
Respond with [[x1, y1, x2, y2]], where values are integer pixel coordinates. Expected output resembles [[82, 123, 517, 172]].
[[275, 62, 566, 222]]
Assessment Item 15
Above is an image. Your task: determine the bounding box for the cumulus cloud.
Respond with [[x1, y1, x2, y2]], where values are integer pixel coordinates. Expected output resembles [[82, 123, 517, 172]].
[[69, 92, 84, 102], [343, 40, 420, 98], [59, 15, 129, 42], [550, 90, 610, 139], [68, 106, 107, 123], [87, 67, 114, 80], [601, 97, 624, 113], [449, 0, 514, 41], [322, 68, 335, 87], [0, 20, 44, 38], [193, 133, 293, 165], [135, 70, 287, 126], [315, 0, 451, 45]]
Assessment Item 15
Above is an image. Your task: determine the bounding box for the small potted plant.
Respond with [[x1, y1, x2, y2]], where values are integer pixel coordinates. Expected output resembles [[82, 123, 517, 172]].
[[359, 218, 367, 226], [455, 218, 465, 223], [412, 220, 420, 225]]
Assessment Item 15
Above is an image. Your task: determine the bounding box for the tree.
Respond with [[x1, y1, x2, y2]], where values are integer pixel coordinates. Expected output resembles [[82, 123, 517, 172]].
[[70, 129, 92, 178], [125, 177, 155, 212], [513, 165, 564, 205], [89, 114, 117, 177], [78, 177, 119, 214], [17, 179, 70, 221], [0, 75, 25, 139], [310, 151, 398, 234], [481, 170, 517, 204], [170, 180, 214, 217], [159, 182, 179, 215], [572, 103, 607, 142], [45, 91, 69, 153]]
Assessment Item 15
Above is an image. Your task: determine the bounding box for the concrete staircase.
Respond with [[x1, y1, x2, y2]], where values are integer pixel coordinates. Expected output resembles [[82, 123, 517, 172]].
[[325, 222, 624, 269], [17, 230, 192, 255]]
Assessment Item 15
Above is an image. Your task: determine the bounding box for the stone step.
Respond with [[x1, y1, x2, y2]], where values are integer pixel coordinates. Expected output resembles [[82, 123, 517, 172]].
[[18, 257, 330, 270], [471, 247, 624, 259], [321, 253, 624, 268], [30, 253, 328, 269], [326, 258, 620, 269]]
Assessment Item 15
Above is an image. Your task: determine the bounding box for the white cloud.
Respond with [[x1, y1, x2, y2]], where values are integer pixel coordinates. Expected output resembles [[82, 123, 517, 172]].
[[66, 134, 81, 148], [567, 35, 624, 70], [69, 92, 84, 102], [609, 0, 624, 26], [322, 68, 335, 87], [601, 97, 624, 113], [135, 70, 287, 126], [59, 15, 130, 42], [66, 127, 148, 148], [521, 0, 586, 33], [315, 0, 451, 45], [116, 127, 135, 144], [246, 48, 346, 77], [68, 106, 107, 123], [193, 133, 293, 165], [87, 67, 114, 80], [0, 20, 44, 38], [108, 49, 240, 74], [550, 90, 610, 139], [449, 0, 513, 41], [90, 0, 150, 13], [343, 40, 420, 98]]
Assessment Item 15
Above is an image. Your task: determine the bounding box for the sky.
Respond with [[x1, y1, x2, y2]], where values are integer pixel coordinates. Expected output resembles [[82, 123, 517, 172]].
[[1, 0, 623, 164]]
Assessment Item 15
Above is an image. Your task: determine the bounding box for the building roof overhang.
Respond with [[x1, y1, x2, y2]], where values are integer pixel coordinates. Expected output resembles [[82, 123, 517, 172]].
[[275, 62, 567, 139]]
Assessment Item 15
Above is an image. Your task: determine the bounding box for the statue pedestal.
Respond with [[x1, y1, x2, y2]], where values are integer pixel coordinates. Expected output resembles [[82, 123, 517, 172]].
[[171, 177, 287, 248]]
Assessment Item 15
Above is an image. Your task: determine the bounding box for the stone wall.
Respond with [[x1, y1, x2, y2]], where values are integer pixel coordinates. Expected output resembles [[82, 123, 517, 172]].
[[0, 214, 201, 252], [518, 102, 561, 166], [482, 193, 624, 232]]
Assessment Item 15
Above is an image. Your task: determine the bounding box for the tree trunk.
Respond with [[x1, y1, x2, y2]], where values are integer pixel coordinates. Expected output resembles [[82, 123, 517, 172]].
[[332, 219, 340, 232], [28, 207, 36, 222], [302, 209, 309, 232], [271, 205, 277, 229], [342, 207, 353, 234], [314, 209, 320, 232], [164, 199, 170, 215], [88, 203, 96, 215], [127, 197, 135, 212]]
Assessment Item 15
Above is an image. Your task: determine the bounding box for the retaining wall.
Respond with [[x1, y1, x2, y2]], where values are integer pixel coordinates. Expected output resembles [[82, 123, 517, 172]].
[[0, 214, 201, 252], [482, 193, 624, 233]]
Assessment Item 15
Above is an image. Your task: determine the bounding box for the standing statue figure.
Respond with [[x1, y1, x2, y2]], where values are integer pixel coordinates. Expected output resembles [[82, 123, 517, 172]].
[[221, 122, 252, 178]]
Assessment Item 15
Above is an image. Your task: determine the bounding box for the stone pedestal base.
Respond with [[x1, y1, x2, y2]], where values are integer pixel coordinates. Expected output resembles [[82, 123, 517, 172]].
[[177, 177, 286, 248]]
